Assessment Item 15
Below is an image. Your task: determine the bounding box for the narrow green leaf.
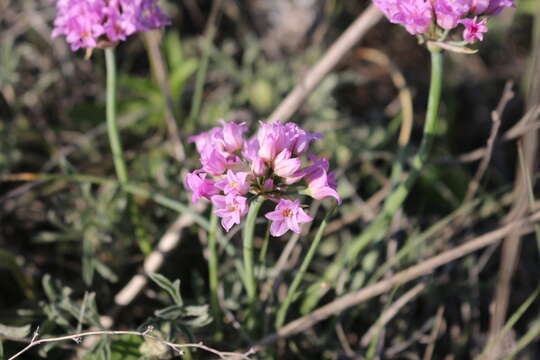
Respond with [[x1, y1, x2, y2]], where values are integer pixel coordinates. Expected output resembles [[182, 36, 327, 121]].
[[0, 324, 31, 338], [94, 259, 118, 283], [148, 273, 183, 306]]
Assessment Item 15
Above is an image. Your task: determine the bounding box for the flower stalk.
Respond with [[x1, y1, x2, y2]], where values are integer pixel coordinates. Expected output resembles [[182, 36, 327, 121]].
[[348, 46, 444, 265], [105, 48, 128, 185], [243, 196, 264, 303], [105, 47, 151, 255], [208, 210, 221, 330]]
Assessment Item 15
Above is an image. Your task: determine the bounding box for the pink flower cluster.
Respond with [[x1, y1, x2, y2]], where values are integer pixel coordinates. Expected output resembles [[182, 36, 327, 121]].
[[185, 120, 341, 236], [373, 0, 514, 43], [52, 0, 170, 51]]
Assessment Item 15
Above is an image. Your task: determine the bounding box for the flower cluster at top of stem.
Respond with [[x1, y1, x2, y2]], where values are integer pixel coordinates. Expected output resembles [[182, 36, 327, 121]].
[[185, 120, 341, 236], [52, 0, 170, 51], [373, 0, 514, 43]]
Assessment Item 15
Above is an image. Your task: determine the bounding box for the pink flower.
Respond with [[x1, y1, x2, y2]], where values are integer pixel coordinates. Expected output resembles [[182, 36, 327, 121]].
[[265, 199, 313, 237], [484, 0, 515, 15], [284, 123, 322, 156], [220, 120, 246, 152], [251, 156, 267, 177], [216, 170, 250, 195], [434, 0, 470, 29], [469, 0, 514, 15], [399, 0, 433, 35], [469, 0, 490, 14], [302, 155, 341, 204], [373, 0, 432, 35], [200, 145, 228, 176], [273, 149, 301, 179], [52, 0, 170, 51], [306, 169, 341, 204], [188, 127, 224, 154], [258, 133, 279, 162], [460, 17, 488, 43], [184, 172, 219, 203], [212, 194, 248, 231]]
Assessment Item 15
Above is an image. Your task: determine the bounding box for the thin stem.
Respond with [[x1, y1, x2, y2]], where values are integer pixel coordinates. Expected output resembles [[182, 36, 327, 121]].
[[189, 0, 222, 130], [6, 328, 253, 360], [275, 206, 335, 329], [243, 196, 264, 303], [105, 48, 151, 255], [208, 210, 221, 330], [347, 47, 444, 265], [105, 48, 128, 185]]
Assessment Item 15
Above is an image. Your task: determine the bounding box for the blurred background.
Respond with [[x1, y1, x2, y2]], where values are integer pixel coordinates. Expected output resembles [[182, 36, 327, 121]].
[[1, 0, 539, 358]]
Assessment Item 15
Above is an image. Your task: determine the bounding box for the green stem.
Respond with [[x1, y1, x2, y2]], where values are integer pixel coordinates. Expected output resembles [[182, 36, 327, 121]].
[[105, 48, 151, 255], [243, 196, 264, 303], [348, 47, 444, 265], [275, 206, 336, 329], [208, 210, 220, 330], [105, 48, 128, 185]]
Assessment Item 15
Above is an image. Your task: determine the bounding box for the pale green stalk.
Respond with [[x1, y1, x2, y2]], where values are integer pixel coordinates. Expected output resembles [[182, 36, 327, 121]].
[[105, 48, 128, 184], [243, 196, 264, 303], [275, 206, 335, 329], [208, 211, 221, 331], [105, 47, 151, 255], [347, 47, 444, 265]]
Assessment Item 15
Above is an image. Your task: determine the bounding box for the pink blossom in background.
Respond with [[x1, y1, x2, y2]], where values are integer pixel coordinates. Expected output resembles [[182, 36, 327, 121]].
[[372, 0, 514, 43], [460, 17, 488, 43], [434, 0, 470, 30], [265, 200, 313, 237], [398, 0, 433, 35], [52, 0, 170, 51], [484, 0, 515, 15], [185, 120, 340, 235]]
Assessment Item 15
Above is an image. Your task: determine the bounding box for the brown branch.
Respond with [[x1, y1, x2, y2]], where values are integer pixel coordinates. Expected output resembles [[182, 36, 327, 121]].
[[488, 7, 540, 356], [143, 30, 186, 162], [267, 5, 382, 124], [254, 209, 540, 348], [463, 81, 514, 203], [7, 327, 254, 360], [360, 283, 426, 346]]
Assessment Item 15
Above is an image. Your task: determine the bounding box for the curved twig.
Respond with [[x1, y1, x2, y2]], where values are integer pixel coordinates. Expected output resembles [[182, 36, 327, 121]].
[[7, 327, 254, 360]]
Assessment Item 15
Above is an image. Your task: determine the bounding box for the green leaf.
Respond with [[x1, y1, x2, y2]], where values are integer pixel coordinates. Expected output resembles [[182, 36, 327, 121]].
[[42, 274, 57, 302], [94, 259, 118, 283], [170, 59, 198, 100], [0, 323, 31, 338], [155, 305, 185, 320], [148, 273, 183, 306], [164, 32, 184, 67], [82, 232, 95, 286]]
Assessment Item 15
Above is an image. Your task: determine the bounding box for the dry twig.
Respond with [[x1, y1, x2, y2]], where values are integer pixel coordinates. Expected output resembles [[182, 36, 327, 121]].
[[361, 283, 426, 346], [254, 209, 540, 348], [267, 5, 382, 124], [7, 327, 254, 360]]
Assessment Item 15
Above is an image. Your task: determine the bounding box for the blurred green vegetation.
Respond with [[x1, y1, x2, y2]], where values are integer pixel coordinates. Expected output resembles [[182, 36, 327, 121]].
[[1, 0, 539, 359]]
